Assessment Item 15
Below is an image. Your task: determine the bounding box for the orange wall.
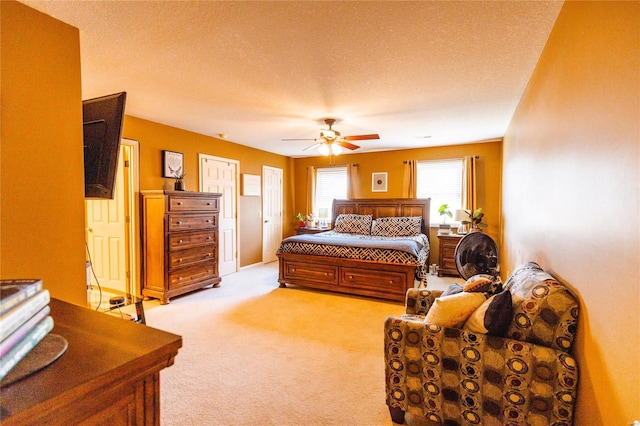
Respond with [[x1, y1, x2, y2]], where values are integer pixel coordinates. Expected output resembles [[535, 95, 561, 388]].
[[121, 116, 293, 267], [503, 1, 639, 423], [1, 1, 87, 305], [293, 141, 502, 265]]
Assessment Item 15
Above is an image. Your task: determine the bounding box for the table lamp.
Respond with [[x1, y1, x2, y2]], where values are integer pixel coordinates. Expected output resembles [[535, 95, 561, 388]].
[[455, 209, 470, 234]]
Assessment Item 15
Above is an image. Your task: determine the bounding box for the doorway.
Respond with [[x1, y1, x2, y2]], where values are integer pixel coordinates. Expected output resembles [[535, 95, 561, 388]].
[[199, 154, 239, 276], [85, 139, 139, 307], [262, 166, 283, 263]]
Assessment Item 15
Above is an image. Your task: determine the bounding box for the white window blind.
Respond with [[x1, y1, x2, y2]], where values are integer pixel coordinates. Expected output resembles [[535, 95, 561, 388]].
[[416, 159, 463, 225], [315, 167, 347, 220]]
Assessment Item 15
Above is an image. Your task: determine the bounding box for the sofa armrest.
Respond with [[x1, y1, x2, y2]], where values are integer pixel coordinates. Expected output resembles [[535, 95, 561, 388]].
[[405, 288, 443, 316], [384, 316, 578, 424]]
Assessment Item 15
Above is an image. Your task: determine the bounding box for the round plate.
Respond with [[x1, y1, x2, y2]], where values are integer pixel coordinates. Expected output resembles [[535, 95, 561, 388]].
[[455, 232, 499, 280]]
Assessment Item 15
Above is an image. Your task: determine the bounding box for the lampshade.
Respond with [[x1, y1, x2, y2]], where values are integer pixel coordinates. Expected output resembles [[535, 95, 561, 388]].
[[330, 143, 342, 155], [318, 143, 330, 156], [454, 209, 469, 222]]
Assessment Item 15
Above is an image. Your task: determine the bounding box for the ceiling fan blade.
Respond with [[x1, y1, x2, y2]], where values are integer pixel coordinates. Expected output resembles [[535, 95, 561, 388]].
[[303, 142, 321, 151], [337, 141, 360, 150], [343, 134, 380, 141], [282, 138, 317, 141]]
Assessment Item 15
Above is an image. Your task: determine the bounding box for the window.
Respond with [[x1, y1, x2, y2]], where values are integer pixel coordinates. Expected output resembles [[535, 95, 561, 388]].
[[416, 159, 463, 225], [315, 167, 347, 221]]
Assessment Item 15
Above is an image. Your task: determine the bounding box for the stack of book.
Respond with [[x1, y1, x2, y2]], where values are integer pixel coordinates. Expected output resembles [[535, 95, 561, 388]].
[[0, 279, 53, 381]]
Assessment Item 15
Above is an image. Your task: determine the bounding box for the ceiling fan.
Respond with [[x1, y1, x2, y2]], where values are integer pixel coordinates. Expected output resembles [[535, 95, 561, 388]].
[[282, 118, 379, 155]]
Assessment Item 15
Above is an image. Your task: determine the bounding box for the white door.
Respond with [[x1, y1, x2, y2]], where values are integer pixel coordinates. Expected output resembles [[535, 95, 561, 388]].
[[262, 166, 283, 263], [199, 154, 238, 276], [85, 142, 136, 299]]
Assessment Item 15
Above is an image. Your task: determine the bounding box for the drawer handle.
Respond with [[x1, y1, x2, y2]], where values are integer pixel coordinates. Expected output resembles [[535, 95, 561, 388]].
[[178, 202, 183, 206], [176, 221, 183, 225], [349, 275, 353, 279], [206, 219, 212, 223], [207, 202, 212, 206], [291, 268, 296, 272], [178, 276, 184, 281], [206, 253, 212, 257], [324, 272, 328, 276], [178, 239, 183, 244], [206, 236, 212, 240], [389, 280, 393, 284], [178, 258, 183, 263]]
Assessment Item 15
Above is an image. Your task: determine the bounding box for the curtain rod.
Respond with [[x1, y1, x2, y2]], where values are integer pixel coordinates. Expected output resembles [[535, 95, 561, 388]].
[[402, 156, 479, 164], [309, 163, 358, 168]]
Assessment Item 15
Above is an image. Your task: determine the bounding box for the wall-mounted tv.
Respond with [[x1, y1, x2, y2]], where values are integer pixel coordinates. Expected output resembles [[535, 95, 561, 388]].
[[83, 92, 126, 199]]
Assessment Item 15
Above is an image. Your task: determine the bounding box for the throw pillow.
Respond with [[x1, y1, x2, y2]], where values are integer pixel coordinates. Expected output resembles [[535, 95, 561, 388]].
[[333, 214, 373, 234], [441, 283, 464, 297], [370, 216, 422, 237], [424, 292, 486, 328], [463, 274, 503, 294], [463, 290, 513, 335]]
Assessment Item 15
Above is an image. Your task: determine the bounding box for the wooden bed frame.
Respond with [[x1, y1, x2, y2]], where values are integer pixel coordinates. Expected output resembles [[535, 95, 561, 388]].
[[277, 198, 431, 302]]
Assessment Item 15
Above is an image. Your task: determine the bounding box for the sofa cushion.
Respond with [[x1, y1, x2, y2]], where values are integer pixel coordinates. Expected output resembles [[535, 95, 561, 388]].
[[371, 216, 422, 236], [424, 292, 486, 328], [463, 290, 513, 335], [502, 262, 579, 352], [333, 214, 373, 234]]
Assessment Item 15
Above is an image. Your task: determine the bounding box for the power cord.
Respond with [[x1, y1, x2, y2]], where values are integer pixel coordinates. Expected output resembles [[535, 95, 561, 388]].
[[85, 241, 103, 311]]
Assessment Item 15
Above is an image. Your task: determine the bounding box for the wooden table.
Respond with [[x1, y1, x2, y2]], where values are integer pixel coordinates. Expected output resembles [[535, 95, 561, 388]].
[[0, 298, 182, 425]]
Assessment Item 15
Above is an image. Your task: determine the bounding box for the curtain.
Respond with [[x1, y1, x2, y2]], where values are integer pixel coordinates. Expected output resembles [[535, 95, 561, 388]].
[[347, 163, 359, 199], [462, 155, 477, 211], [306, 166, 316, 215], [402, 160, 417, 198]]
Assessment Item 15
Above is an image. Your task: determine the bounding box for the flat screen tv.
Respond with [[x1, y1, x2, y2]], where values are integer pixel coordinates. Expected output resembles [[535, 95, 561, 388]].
[[83, 92, 126, 199]]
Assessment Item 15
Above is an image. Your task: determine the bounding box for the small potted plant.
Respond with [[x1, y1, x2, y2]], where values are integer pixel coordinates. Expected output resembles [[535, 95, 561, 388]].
[[467, 207, 487, 231], [438, 204, 453, 235], [295, 212, 306, 228]]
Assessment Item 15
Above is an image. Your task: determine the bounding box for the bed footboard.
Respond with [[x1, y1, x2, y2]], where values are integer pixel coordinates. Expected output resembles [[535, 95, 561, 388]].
[[278, 252, 416, 302]]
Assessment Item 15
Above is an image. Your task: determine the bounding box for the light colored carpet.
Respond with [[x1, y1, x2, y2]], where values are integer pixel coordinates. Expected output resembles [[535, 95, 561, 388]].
[[144, 262, 456, 425]]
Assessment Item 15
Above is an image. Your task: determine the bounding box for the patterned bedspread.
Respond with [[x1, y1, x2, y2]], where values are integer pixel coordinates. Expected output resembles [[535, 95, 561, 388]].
[[277, 230, 430, 277]]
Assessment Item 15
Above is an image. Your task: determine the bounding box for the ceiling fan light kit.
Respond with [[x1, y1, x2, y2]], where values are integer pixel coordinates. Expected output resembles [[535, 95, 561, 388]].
[[283, 118, 380, 156]]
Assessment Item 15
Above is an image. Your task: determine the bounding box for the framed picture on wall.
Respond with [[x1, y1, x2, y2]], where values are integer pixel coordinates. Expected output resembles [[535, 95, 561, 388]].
[[372, 172, 388, 192], [162, 150, 184, 178], [242, 174, 261, 196]]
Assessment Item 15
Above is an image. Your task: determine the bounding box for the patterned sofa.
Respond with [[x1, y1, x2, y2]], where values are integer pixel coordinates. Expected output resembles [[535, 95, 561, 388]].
[[384, 262, 579, 425]]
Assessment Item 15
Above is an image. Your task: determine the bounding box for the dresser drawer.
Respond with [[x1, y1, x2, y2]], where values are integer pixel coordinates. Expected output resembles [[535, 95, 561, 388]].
[[341, 267, 406, 293], [283, 261, 338, 285], [168, 265, 218, 290], [169, 195, 219, 212], [168, 213, 217, 231], [169, 231, 217, 251], [168, 245, 216, 270]]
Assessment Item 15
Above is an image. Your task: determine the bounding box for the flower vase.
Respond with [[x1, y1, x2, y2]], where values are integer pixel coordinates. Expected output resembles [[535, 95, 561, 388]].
[[174, 179, 185, 191]]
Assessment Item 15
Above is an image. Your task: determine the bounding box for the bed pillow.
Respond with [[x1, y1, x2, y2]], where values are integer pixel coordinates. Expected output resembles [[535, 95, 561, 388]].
[[424, 292, 486, 328], [463, 290, 513, 335], [333, 214, 373, 234], [371, 216, 422, 237]]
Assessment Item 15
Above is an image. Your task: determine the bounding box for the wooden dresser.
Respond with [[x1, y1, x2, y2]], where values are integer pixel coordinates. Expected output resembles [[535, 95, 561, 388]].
[[140, 190, 222, 304], [437, 233, 464, 277], [0, 298, 181, 425]]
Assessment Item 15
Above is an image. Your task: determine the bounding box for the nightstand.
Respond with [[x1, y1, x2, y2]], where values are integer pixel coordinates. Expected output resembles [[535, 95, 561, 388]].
[[437, 233, 464, 277], [295, 227, 329, 235]]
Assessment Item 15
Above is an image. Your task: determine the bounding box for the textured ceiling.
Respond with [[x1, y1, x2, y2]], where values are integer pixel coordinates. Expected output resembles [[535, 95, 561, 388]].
[[21, 1, 563, 157]]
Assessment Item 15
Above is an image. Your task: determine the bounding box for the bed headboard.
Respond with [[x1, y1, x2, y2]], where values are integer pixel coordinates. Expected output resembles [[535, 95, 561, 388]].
[[331, 198, 431, 235]]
